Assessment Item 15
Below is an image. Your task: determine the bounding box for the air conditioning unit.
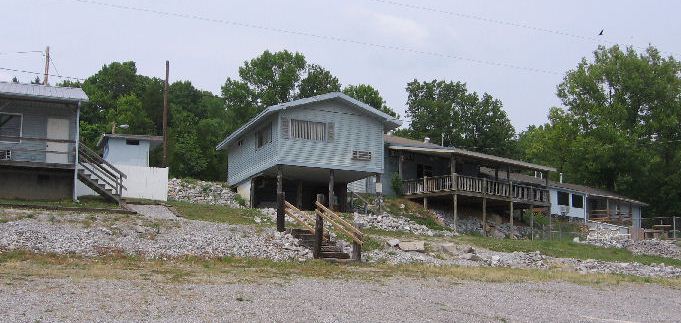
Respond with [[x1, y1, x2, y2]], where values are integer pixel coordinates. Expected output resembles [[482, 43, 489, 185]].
[[0, 150, 11, 160], [559, 205, 570, 216]]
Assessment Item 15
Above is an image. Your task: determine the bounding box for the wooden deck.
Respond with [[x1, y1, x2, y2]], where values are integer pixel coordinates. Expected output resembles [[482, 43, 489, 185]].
[[402, 174, 550, 205], [0, 159, 75, 170]]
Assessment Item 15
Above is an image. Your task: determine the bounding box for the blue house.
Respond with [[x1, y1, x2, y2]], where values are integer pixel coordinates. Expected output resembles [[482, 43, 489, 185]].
[[216, 92, 401, 210], [0, 82, 126, 204]]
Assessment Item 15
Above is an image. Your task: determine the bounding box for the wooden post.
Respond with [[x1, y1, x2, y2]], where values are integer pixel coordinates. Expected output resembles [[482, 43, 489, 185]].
[[450, 154, 456, 190], [276, 166, 285, 232], [296, 181, 303, 208], [314, 194, 324, 259], [352, 224, 362, 261], [530, 205, 534, 241], [606, 198, 610, 221], [398, 152, 404, 180], [423, 197, 428, 209], [452, 193, 458, 231], [482, 197, 487, 236], [509, 201, 514, 227], [328, 169, 335, 210], [162, 60, 169, 167], [43, 46, 50, 85], [249, 177, 255, 208], [375, 173, 382, 213]]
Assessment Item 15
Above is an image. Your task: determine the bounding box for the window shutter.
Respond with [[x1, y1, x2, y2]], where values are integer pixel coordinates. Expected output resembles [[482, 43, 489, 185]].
[[326, 122, 335, 143], [281, 117, 290, 139]]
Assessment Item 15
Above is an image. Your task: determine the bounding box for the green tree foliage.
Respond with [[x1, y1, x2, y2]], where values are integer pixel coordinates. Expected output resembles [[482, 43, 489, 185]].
[[298, 64, 341, 98], [520, 45, 681, 217], [403, 79, 517, 157], [343, 84, 399, 118]]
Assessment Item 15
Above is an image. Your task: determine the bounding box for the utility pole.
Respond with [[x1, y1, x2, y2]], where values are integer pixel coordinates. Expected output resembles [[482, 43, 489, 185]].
[[163, 60, 169, 167], [43, 46, 50, 85]]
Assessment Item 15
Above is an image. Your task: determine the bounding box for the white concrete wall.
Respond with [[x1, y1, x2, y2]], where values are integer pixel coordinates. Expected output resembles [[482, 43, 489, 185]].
[[236, 179, 251, 206], [78, 164, 168, 201], [103, 137, 151, 167]]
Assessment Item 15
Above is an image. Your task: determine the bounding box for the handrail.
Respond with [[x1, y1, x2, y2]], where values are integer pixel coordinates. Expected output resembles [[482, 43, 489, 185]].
[[315, 201, 364, 238], [78, 144, 127, 179], [0, 135, 76, 144], [315, 210, 363, 245], [78, 153, 126, 190]]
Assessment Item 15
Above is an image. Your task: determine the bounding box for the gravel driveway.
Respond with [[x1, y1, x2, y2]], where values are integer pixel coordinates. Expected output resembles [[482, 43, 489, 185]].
[[0, 277, 678, 322]]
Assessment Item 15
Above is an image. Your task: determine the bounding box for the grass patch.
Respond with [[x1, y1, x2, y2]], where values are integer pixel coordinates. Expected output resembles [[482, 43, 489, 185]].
[[1, 251, 680, 288], [0, 196, 118, 210], [169, 201, 268, 225], [457, 235, 681, 268]]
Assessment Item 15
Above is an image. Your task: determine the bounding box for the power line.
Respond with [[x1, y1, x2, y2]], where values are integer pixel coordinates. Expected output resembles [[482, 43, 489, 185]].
[[55, 0, 561, 75], [48, 54, 63, 79], [0, 50, 44, 56], [364, 0, 680, 58], [0, 67, 85, 81]]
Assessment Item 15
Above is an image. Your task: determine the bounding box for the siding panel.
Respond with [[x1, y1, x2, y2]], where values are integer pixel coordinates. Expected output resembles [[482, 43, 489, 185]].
[[227, 116, 278, 185]]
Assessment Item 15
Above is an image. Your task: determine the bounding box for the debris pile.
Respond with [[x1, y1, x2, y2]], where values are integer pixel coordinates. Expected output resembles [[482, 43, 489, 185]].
[[353, 212, 455, 237], [168, 178, 241, 208]]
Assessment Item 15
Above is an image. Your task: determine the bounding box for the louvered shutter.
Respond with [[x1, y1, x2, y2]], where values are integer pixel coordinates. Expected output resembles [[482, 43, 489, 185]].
[[281, 117, 290, 139], [326, 122, 335, 143]]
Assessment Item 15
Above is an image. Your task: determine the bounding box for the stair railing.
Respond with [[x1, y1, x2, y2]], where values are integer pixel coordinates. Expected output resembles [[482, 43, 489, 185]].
[[314, 199, 364, 260], [77, 144, 127, 196]]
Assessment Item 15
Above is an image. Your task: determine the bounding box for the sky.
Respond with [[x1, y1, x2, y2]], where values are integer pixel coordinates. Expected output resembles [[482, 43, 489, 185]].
[[2, 0, 681, 131]]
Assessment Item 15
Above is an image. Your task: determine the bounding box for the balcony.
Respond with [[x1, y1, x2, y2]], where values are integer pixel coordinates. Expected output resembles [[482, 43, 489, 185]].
[[402, 174, 549, 205], [0, 135, 76, 169]]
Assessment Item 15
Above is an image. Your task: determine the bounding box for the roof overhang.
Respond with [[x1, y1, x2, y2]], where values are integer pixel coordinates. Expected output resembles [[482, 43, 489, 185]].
[[216, 92, 402, 150], [388, 145, 557, 173], [97, 134, 163, 149], [0, 82, 88, 103]]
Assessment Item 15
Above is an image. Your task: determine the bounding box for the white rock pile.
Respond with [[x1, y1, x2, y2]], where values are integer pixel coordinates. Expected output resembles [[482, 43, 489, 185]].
[[353, 212, 455, 237], [0, 209, 310, 261], [168, 178, 241, 208]]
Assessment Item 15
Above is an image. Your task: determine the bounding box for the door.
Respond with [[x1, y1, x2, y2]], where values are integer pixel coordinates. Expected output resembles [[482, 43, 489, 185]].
[[46, 118, 70, 164]]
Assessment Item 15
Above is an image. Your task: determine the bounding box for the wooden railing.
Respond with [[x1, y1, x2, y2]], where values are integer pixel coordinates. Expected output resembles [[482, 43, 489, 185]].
[[403, 174, 549, 204], [590, 209, 632, 225], [0, 135, 76, 165], [315, 200, 364, 260], [284, 201, 317, 235], [78, 144, 127, 196]]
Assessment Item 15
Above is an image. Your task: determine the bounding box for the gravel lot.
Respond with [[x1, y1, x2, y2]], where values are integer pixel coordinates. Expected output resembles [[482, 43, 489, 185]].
[[0, 277, 679, 322]]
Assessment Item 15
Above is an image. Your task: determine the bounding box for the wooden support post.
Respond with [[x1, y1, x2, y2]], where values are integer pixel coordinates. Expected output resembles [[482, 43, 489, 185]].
[[450, 154, 457, 190], [398, 152, 404, 180], [482, 197, 487, 236], [509, 201, 514, 227], [452, 193, 458, 231], [328, 169, 335, 210], [530, 205, 535, 241], [296, 181, 303, 209], [352, 240, 361, 261], [375, 173, 383, 213], [495, 168, 499, 181], [249, 177, 256, 208], [314, 194, 324, 259], [423, 197, 428, 209], [606, 198, 610, 220], [276, 166, 285, 232]]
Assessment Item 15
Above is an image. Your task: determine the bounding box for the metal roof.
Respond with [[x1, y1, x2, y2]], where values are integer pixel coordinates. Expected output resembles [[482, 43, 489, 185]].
[[97, 133, 163, 149], [216, 92, 402, 150], [0, 82, 88, 103], [385, 135, 557, 173]]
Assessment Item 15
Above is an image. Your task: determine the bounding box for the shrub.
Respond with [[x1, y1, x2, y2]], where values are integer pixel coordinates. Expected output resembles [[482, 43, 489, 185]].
[[391, 172, 403, 196], [234, 195, 247, 208]]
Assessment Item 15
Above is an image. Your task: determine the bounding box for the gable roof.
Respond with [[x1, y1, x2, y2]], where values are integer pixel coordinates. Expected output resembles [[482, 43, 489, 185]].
[[216, 92, 402, 150], [0, 82, 88, 103], [385, 135, 557, 173]]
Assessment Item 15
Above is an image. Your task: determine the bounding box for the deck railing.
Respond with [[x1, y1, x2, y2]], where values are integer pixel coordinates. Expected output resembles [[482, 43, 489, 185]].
[[0, 135, 76, 165], [403, 174, 549, 204]]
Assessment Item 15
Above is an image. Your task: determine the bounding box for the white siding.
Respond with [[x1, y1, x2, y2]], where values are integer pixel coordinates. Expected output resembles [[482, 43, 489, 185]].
[[227, 116, 279, 185], [103, 137, 152, 167], [550, 188, 587, 219]]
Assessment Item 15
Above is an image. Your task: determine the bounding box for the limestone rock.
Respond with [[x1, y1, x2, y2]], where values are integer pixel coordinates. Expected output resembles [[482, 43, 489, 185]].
[[399, 241, 425, 252]]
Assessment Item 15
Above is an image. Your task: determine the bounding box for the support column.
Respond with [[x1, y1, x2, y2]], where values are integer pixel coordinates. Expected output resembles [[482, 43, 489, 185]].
[[482, 197, 487, 236], [606, 198, 610, 221], [276, 166, 285, 232], [452, 193, 458, 231], [314, 194, 324, 259], [375, 172, 383, 213], [509, 200, 514, 227], [296, 181, 303, 209], [398, 152, 404, 180], [423, 197, 428, 209], [328, 169, 335, 210]]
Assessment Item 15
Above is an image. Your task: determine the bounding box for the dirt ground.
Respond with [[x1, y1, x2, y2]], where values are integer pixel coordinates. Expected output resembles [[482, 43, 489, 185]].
[[0, 276, 679, 322]]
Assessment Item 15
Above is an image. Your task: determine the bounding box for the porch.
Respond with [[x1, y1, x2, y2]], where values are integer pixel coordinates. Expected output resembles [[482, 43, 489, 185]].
[[402, 174, 550, 206]]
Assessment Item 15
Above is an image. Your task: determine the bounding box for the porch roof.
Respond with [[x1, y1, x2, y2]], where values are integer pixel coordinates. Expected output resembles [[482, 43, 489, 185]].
[[385, 135, 556, 173], [0, 82, 88, 103]]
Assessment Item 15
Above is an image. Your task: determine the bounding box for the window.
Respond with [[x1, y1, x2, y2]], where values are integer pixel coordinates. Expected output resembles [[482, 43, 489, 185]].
[[0, 113, 22, 143], [572, 194, 584, 209], [256, 123, 272, 148], [236, 138, 243, 147], [352, 150, 372, 161], [290, 119, 326, 141], [557, 191, 569, 206], [126, 139, 140, 146]]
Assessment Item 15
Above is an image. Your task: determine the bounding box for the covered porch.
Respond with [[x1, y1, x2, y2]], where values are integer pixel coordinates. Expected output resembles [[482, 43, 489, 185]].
[[388, 144, 555, 236]]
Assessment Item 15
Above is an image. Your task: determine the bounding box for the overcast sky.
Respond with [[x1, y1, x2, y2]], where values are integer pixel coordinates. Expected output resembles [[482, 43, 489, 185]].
[[3, 0, 680, 131]]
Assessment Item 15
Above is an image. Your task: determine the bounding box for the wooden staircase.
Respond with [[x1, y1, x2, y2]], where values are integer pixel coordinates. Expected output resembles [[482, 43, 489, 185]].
[[284, 199, 364, 261], [76, 144, 127, 206]]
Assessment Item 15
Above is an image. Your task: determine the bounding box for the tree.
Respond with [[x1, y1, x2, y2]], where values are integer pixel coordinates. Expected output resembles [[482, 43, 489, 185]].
[[31, 76, 41, 84], [298, 64, 341, 98], [343, 84, 399, 118], [404, 79, 517, 156], [11, 77, 19, 83], [522, 45, 681, 217]]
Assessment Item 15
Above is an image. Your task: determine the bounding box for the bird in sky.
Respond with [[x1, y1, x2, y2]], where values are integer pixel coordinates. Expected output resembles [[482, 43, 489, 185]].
[[598, 29, 604, 36]]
